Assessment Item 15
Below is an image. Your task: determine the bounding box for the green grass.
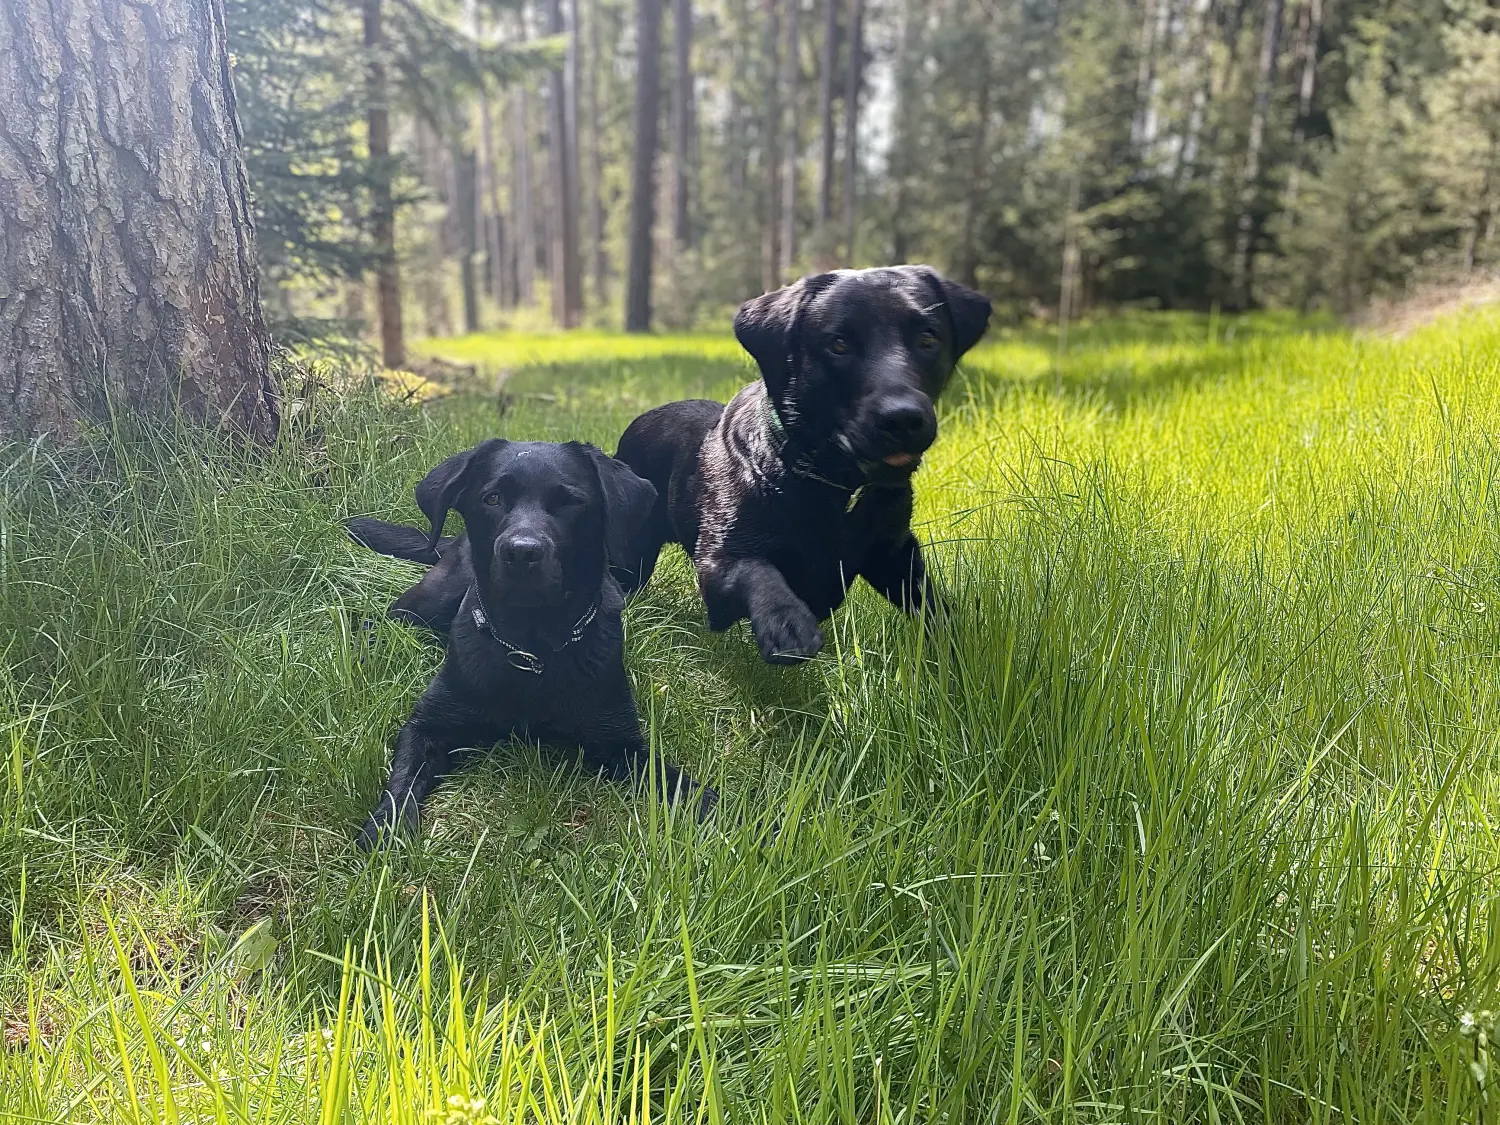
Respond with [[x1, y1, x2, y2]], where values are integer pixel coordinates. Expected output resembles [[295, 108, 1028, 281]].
[[2, 308, 1499, 1121]]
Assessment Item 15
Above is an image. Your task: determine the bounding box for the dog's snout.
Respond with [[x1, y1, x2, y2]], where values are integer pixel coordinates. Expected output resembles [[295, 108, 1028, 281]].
[[501, 535, 547, 569], [873, 397, 936, 451]]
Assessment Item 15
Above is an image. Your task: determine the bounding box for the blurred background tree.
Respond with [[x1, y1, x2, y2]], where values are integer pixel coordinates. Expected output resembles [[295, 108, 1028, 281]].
[[230, 0, 1500, 342]]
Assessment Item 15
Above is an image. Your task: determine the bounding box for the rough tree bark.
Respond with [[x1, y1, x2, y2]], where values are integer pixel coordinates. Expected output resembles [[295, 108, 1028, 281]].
[[1231, 0, 1284, 307], [547, 0, 582, 326], [671, 0, 694, 249], [625, 0, 663, 332], [0, 0, 279, 441], [778, 0, 800, 280], [363, 0, 405, 368], [841, 0, 863, 263]]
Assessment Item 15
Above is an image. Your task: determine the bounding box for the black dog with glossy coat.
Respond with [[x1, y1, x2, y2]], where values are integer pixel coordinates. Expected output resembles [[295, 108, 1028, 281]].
[[348, 439, 715, 848], [613, 266, 991, 664]]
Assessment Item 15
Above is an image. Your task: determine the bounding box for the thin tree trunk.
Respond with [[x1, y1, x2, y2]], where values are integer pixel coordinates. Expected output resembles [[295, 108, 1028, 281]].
[[672, 0, 694, 248], [479, 90, 511, 307], [889, 0, 918, 262], [779, 0, 801, 280], [957, 18, 991, 288], [727, 0, 748, 198], [455, 142, 480, 334], [567, 0, 586, 317], [547, 0, 583, 326], [841, 0, 863, 264], [1231, 0, 1284, 307], [1175, 0, 1215, 183], [1057, 167, 1082, 366], [584, 0, 608, 307], [626, 0, 664, 331], [1283, 0, 1323, 206], [514, 83, 537, 305], [0, 0, 278, 440], [817, 0, 839, 266], [761, 0, 782, 291], [364, 0, 405, 368]]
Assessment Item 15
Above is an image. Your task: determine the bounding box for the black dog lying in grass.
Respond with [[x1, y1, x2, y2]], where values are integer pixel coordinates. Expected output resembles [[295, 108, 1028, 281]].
[[614, 266, 991, 664], [348, 439, 716, 848]]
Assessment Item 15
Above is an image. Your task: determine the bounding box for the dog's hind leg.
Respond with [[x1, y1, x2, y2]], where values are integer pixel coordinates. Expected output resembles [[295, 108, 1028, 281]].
[[610, 506, 670, 595], [389, 556, 468, 634]]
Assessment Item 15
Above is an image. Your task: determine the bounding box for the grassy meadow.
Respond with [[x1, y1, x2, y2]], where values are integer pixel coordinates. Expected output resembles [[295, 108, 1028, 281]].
[[1, 309, 1499, 1121]]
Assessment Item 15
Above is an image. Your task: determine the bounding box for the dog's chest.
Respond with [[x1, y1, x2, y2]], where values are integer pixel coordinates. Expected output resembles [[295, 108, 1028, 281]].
[[745, 492, 896, 612]]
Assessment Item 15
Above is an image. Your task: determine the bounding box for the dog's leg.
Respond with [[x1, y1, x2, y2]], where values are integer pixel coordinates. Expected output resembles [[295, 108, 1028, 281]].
[[700, 556, 824, 663], [389, 558, 468, 634], [862, 534, 945, 618], [357, 720, 463, 849], [586, 738, 719, 821]]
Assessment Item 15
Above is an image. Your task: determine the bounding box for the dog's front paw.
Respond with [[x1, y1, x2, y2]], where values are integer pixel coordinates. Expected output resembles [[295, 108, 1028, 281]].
[[752, 604, 824, 664], [355, 794, 418, 851]]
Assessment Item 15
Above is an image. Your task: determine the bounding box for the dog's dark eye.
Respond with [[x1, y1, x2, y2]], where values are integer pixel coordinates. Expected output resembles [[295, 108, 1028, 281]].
[[917, 330, 940, 350], [828, 336, 849, 356], [483, 492, 501, 506]]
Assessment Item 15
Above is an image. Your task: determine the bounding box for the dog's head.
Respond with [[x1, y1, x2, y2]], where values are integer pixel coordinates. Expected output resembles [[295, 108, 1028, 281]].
[[412, 439, 656, 609], [734, 266, 991, 483]]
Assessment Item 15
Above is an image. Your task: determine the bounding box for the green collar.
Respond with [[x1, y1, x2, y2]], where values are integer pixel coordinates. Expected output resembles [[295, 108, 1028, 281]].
[[760, 394, 862, 508], [759, 393, 789, 448]]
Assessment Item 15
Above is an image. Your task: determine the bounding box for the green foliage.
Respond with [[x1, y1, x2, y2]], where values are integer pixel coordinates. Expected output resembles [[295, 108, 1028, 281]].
[[3, 312, 1500, 1118]]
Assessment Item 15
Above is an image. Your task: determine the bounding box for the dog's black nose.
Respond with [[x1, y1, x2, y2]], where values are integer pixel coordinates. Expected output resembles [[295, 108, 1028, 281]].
[[502, 537, 546, 568], [873, 398, 936, 451]]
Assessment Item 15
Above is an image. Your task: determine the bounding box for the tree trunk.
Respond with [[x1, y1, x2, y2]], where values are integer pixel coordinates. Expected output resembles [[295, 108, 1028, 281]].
[[889, 0, 919, 263], [957, 15, 991, 288], [0, 0, 278, 441], [479, 89, 511, 307], [841, 0, 863, 264], [547, 0, 583, 327], [1174, 0, 1214, 184], [817, 0, 839, 267], [761, 0, 782, 291], [513, 82, 537, 305], [672, 0, 694, 249], [626, 0, 663, 332], [455, 142, 480, 334], [1231, 0, 1284, 307], [567, 0, 585, 318], [584, 0, 608, 308], [778, 0, 801, 281], [363, 0, 405, 368], [1283, 0, 1323, 207]]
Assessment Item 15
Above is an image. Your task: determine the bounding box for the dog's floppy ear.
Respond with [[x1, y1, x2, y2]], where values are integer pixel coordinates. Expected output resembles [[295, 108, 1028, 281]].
[[900, 265, 992, 361], [734, 274, 833, 397], [579, 443, 658, 566], [414, 439, 505, 551]]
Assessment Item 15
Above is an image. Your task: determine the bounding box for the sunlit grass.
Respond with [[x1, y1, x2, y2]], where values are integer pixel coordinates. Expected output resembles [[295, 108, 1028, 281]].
[[2, 307, 1499, 1121]]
